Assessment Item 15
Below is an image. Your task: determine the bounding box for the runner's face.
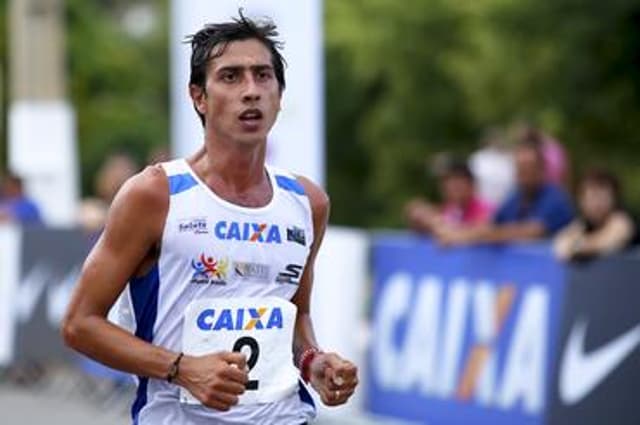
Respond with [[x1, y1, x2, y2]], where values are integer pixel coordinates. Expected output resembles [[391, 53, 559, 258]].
[[195, 39, 282, 146]]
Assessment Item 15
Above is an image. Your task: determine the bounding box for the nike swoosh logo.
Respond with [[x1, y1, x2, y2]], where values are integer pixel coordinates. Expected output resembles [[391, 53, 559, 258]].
[[559, 318, 640, 405]]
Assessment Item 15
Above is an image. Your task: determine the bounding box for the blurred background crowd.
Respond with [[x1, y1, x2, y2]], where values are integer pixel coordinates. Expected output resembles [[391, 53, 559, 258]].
[[404, 122, 639, 262]]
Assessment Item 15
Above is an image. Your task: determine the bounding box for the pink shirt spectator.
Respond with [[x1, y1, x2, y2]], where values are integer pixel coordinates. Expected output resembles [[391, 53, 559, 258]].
[[542, 138, 569, 185], [441, 196, 493, 226]]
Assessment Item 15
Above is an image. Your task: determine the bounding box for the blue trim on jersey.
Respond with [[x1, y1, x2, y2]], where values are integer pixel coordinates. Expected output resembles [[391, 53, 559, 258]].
[[168, 173, 198, 195], [132, 378, 148, 425], [275, 175, 306, 196], [298, 380, 316, 409], [129, 264, 160, 423]]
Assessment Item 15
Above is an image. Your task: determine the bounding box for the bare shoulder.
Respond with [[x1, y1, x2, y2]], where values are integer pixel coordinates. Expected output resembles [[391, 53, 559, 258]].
[[294, 175, 330, 219], [118, 165, 167, 204], [105, 165, 169, 236]]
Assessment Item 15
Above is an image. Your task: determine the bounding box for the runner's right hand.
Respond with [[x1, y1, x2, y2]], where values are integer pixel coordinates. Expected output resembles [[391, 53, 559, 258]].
[[175, 351, 248, 411]]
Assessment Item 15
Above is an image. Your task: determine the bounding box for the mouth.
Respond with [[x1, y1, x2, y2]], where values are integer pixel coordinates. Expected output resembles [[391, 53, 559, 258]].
[[238, 108, 264, 123]]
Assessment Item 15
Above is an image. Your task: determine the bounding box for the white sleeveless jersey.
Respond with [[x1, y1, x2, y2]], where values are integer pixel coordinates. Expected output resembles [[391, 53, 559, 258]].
[[120, 158, 317, 425]]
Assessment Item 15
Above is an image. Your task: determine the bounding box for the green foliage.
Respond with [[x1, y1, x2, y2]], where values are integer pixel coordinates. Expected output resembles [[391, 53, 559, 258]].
[[325, 0, 640, 226], [66, 0, 169, 195], [2, 0, 640, 221], [326, 1, 484, 226]]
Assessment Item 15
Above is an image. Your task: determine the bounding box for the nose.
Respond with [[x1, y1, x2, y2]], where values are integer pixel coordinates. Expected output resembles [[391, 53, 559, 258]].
[[242, 75, 261, 103]]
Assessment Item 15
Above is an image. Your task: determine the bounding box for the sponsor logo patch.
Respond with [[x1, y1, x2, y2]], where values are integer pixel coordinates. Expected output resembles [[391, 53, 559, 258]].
[[214, 221, 282, 244], [179, 217, 209, 234], [234, 262, 270, 281], [287, 226, 306, 246], [276, 264, 303, 285], [190, 254, 229, 285]]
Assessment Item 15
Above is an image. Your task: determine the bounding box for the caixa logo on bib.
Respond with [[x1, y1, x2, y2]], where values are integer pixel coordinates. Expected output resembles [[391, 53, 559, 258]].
[[197, 307, 283, 331], [214, 221, 282, 244], [372, 272, 551, 416]]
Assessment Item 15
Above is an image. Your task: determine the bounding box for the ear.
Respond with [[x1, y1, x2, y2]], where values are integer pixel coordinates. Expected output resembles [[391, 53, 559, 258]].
[[189, 84, 207, 115]]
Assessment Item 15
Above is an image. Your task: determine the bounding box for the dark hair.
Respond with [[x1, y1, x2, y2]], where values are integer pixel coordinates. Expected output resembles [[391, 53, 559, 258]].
[[580, 168, 622, 208], [441, 160, 475, 182], [518, 125, 545, 145], [185, 11, 286, 126]]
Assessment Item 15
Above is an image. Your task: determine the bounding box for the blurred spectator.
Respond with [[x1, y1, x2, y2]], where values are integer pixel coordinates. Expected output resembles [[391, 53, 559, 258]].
[[77, 153, 139, 233], [435, 141, 574, 244], [0, 173, 43, 225], [146, 145, 172, 165], [469, 127, 515, 206], [513, 122, 571, 188], [554, 168, 637, 261], [405, 160, 493, 234], [96, 153, 139, 203]]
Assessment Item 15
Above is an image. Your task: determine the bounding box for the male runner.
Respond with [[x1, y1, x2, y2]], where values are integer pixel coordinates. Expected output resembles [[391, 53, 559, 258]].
[[62, 13, 358, 424]]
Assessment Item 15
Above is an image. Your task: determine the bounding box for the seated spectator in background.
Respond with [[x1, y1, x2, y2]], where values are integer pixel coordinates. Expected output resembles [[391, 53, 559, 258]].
[[513, 122, 571, 188], [77, 153, 138, 233], [435, 140, 574, 244], [554, 169, 636, 261], [146, 145, 172, 165], [0, 173, 43, 225], [469, 127, 515, 206], [405, 160, 493, 234]]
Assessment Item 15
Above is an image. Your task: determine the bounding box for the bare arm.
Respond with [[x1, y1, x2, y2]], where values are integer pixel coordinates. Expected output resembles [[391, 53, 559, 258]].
[[570, 213, 634, 258], [477, 221, 546, 242], [62, 166, 247, 410], [291, 176, 330, 361], [404, 198, 440, 234], [62, 166, 176, 378], [553, 221, 584, 260], [436, 220, 546, 245], [578, 213, 634, 254], [292, 176, 358, 406]]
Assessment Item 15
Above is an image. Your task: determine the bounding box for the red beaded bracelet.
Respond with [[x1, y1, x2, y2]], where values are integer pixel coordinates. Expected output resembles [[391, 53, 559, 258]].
[[299, 347, 321, 383]]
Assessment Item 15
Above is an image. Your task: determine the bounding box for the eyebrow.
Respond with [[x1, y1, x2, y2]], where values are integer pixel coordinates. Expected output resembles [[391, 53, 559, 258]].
[[215, 64, 274, 74]]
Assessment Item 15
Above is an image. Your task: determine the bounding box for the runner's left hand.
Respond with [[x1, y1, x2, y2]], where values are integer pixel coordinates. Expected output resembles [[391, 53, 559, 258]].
[[309, 352, 358, 406]]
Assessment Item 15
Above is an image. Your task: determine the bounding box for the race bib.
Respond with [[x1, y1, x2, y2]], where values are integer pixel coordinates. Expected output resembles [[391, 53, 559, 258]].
[[180, 297, 300, 405]]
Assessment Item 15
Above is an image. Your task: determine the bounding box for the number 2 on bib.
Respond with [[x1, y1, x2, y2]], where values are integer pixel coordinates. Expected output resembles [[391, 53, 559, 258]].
[[232, 336, 260, 390]]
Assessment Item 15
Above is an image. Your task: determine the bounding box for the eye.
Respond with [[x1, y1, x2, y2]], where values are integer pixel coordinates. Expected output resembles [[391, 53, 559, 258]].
[[220, 71, 237, 83], [256, 69, 273, 81]]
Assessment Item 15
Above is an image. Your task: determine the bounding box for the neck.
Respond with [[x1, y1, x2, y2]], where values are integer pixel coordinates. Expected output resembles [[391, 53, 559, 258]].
[[586, 212, 612, 228], [192, 135, 268, 193], [522, 182, 543, 200], [459, 195, 474, 209]]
